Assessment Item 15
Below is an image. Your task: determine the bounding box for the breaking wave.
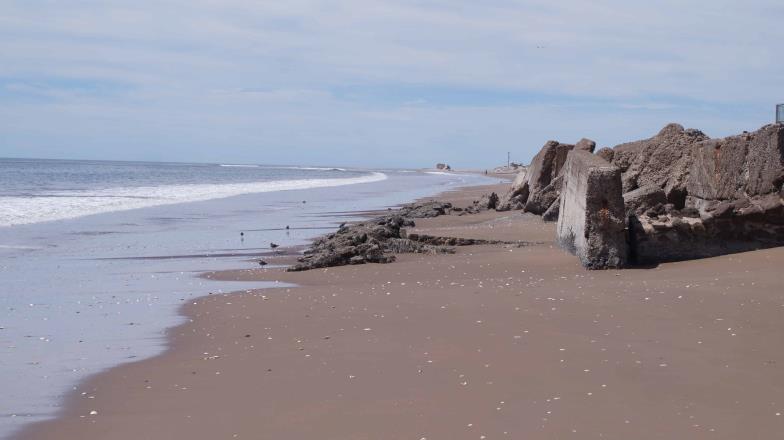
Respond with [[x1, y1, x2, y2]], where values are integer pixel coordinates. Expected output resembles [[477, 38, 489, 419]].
[[0, 172, 387, 227]]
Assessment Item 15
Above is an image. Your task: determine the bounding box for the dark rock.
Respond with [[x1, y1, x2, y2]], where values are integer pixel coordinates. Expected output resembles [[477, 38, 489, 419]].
[[465, 192, 502, 214], [541, 197, 560, 222], [287, 200, 522, 272], [487, 192, 499, 210], [399, 201, 453, 218], [680, 207, 700, 218]]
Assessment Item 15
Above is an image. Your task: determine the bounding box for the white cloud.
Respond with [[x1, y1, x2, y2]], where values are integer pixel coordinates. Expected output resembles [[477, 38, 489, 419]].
[[0, 0, 782, 166]]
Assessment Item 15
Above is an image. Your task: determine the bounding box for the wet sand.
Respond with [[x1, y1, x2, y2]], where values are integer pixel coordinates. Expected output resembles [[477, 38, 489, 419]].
[[16, 183, 784, 439]]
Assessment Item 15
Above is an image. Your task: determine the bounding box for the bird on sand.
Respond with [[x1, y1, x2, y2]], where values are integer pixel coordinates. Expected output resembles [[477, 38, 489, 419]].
[[270, 242, 279, 250]]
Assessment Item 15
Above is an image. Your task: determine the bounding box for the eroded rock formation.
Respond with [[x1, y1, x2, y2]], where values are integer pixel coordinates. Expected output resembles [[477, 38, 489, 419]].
[[628, 123, 784, 264], [497, 140, 574, 216], [611, 123, 708, 206], [497, 169, 529, 211], [525, 122, 783, 268], [288, 201, 525, 271]]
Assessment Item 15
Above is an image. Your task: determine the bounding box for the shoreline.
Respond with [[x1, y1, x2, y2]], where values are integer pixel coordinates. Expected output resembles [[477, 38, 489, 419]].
[[0, 167, 500, 439], [9, 179, 508, 440], [15, 180, 784, 439]]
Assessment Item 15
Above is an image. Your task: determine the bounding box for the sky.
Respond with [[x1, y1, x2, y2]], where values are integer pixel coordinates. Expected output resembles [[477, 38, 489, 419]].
[[0, 0, 782, 168]]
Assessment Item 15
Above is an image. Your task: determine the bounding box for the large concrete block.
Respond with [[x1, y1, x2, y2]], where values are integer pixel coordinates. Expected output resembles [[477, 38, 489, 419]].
[[557, 151, 627, 269]]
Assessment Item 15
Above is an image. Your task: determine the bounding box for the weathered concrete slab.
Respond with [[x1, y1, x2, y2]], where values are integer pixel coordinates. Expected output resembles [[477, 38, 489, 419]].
[[497, 169, 529, 211], [523, 140, 574, 214], [557, 150, 627, 269], [688, 124, 784, 200], [623, 184, 667, 216]]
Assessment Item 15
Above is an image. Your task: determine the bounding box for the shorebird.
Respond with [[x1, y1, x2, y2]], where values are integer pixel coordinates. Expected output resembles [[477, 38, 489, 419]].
[[258, 260, 268, 266], [270, 242, 279, 250]]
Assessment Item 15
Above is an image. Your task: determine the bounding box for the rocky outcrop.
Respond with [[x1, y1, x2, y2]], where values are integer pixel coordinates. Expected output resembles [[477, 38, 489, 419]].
[[399, 201, 454, 218], [596, 147, 614, 163], [687, 124, 784, 202], [497, 169, 529, 211], [557, 150, 627, 269], [629, 199, 784, 264], [494, 121, 784, 270], [497, 140, 581, 217], [288, 201, 527, 271], [524, 141, 574, 214], [575, 138, 597, 153], [611, 123, 709, 207], [464, 192, 502, 214], [627, 123, 784, 264]]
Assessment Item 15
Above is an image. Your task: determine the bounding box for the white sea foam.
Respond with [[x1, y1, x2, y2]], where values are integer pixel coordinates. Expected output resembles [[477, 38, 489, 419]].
[[219, 164, 260, 168], [425, 171, 453, 175], [279, 166, 347, 171], [0, 244, 45, 250], [0, 172, 387, 227]]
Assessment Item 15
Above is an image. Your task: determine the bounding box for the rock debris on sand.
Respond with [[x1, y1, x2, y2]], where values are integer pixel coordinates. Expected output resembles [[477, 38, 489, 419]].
[[288, 200, 526, 272]]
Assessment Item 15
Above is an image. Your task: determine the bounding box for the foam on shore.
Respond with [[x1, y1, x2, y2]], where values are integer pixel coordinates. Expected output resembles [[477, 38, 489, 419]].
[[0, 172, 387, 227]]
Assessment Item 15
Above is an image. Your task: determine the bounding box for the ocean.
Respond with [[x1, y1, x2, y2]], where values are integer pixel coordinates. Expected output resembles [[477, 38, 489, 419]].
[[0, 158, 499, 438]]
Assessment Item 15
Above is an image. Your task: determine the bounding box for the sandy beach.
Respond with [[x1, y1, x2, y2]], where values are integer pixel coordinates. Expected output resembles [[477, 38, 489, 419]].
[[15, 182, 784, 440]]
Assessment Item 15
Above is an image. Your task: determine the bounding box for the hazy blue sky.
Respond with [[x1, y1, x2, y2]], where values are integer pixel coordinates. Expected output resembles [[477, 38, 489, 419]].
[[1, 0, 782, 168]]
